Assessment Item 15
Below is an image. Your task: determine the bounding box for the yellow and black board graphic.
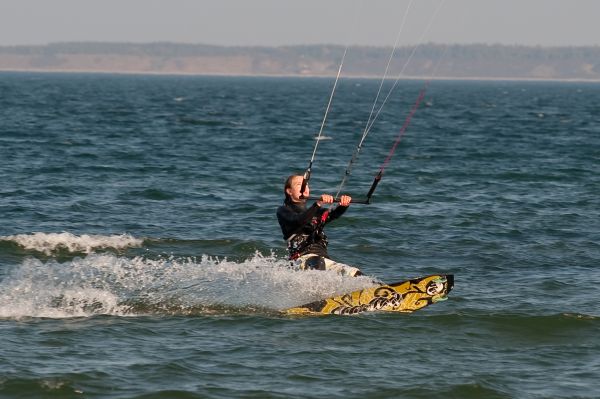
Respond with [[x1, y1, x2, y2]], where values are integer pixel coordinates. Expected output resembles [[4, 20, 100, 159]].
[[286, 274, 453, 315]]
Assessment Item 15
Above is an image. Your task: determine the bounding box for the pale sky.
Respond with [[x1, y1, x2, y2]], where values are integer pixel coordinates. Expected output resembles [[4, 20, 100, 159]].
[[1, 0, 599, 47]]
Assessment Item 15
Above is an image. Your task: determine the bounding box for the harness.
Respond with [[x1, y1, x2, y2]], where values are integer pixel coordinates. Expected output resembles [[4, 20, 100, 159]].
[[287, 209, 330, 259]]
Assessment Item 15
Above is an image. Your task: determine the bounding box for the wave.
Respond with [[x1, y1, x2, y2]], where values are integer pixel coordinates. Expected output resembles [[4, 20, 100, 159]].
[[418, 311, 600, 339], [0, 252, 376, 319], [0, 232, 278, 260], [0, 232, 144, 256]]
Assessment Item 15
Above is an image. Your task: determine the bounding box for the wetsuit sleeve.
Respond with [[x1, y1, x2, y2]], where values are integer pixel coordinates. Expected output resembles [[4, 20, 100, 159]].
[[325, 204, 348, 223], [277, 203, 321, 239]]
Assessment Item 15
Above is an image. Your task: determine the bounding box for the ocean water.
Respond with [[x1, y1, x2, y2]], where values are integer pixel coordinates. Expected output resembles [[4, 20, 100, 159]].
[[0, 72, 599, 398]]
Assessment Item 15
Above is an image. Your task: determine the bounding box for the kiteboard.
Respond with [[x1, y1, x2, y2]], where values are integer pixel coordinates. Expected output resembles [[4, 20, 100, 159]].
[[285, 274, 453, 315]]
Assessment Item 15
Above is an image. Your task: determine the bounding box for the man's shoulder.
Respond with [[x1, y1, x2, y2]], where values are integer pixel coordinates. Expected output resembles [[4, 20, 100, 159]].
[[276, 203, 292, 219]]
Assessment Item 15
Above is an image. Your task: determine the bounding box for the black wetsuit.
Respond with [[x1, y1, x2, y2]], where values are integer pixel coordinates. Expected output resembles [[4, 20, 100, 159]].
[[276, 198, 348, 259]]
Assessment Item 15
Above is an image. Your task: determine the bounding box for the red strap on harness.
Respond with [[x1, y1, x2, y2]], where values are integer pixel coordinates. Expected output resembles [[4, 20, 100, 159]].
[[320, 210, 329, 224]]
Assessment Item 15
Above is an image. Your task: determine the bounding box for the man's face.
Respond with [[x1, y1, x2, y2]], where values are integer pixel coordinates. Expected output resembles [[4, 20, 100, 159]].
[[286, 176, 309, 203]]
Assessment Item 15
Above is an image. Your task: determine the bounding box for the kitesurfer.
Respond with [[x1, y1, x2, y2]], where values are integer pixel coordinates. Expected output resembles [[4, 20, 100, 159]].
[[277, 174, 363, 277]]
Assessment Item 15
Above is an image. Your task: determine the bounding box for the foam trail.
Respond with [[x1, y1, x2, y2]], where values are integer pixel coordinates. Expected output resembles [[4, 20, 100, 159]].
[[0, 252, 376, 319], [1, 232, 143, 255]]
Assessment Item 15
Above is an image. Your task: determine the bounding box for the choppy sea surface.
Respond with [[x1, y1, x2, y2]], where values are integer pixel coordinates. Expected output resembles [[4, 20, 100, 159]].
[[0, 72, 599, 398]]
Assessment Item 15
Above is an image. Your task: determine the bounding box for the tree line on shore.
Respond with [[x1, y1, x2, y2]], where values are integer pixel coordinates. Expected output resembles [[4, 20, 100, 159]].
[[1, 42, 600, 80]]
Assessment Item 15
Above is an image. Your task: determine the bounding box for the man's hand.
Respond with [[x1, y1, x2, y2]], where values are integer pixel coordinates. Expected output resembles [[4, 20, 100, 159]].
[[317, 194, 351, 207], [338, 195, 351, 207], [317, 194, 333, 206]]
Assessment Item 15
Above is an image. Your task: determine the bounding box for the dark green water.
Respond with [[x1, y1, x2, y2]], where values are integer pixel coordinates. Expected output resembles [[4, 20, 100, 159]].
[[0, 72, 599, 398]]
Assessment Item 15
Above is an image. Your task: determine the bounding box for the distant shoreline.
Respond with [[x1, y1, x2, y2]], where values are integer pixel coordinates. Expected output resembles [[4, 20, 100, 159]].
[[3, 67, 600, 84], [2, 42, 600, 81]]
